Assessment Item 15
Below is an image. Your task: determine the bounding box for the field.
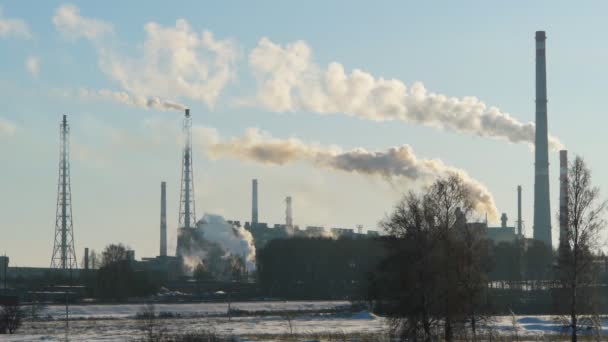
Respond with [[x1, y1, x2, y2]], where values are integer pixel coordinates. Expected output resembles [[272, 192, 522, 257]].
[[3, 301, 605, 341]]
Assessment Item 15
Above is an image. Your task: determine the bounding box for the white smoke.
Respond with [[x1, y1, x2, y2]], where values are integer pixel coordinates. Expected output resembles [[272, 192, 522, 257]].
[[197, 214, 257, 271], [0, 6, 32, 39], [196, 127, 499, 220], [79, 88, 187, 111], [0, 117, 16, 137], [249, 38, 563, 150], [53, 4, 113, 40], [53, 5, 237, 108]]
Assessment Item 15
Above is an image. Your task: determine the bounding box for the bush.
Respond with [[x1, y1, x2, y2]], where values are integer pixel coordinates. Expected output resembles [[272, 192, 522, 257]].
[[0, 303, 24, 334]]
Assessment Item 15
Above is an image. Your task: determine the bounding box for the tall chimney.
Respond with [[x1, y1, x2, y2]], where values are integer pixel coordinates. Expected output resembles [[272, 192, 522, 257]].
[[84, 247, 89, 270], [517, 185, 523, 236], [286, 196, 293, 228], [160, 181, 167, 257], [533, 31, 552, 247], [252, 179, 258, 225], [559, 150, 568, 247]]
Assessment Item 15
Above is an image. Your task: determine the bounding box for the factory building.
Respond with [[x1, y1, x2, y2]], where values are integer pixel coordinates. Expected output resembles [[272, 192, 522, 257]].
[[486, 213, 518, 244]]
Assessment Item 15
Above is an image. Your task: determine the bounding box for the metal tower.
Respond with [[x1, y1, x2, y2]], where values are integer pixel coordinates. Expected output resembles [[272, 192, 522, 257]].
[[51, 115, 78, 269], [178, 109, 196, 230], [532, 31, 552, 247]]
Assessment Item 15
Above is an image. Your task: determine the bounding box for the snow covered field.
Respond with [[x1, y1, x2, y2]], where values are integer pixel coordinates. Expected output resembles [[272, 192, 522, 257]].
[[2, 302, 603, 341]]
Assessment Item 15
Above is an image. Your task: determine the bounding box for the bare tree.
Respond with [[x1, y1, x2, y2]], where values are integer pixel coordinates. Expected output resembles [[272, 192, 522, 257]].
[[556, 156, 607, 342], [101, 244, 130, 267], [138, 303, 165, 342], [426, 174, 476, 342], [0, 303, 24, 334], [381, 174, 489, 342]]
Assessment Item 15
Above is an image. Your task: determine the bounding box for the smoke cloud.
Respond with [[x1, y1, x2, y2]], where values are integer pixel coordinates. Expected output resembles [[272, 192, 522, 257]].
[[0, 117, 16, 137], [196, 127, 499, 220], [249, 38, 563, 150], [196, 214, 256, 271], [25, 56, 40, 77], [79, 88, 187, 112], [53, 4, 113, 40], [53, 4, 238, 108], [0, 6, 32, 39]]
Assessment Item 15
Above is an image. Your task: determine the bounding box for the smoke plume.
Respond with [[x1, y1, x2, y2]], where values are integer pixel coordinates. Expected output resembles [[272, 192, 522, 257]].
[[197, 127, 498, 220], [53, 4, 237, 108], [0, 117, 16, 137], [79, 88, 187, 112], [249, 38, 563, 150], [196, 214, 257, 271]]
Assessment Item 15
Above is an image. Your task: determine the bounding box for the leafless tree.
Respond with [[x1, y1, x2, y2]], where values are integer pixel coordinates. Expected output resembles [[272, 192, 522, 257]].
[[381, 174, 489, 342], [0, 303, 24, 334], [426, 174, 476, 342], [556, 156, 607, 342], [138, 303, 166, 342]]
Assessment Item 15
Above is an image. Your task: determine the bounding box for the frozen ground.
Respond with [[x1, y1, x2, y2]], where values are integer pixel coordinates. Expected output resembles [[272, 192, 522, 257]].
[[36, 301, 351, 320], [2, 302, 605, 341]]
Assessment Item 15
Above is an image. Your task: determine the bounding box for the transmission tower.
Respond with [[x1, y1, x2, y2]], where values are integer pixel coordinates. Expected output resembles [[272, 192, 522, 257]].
[[51, 115, 77, 269], [178, 109, 196, 230]]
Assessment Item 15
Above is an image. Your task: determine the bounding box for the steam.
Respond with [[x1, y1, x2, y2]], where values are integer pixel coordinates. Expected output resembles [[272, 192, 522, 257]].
[[0, 117, 16, 137], [0, 6, 32, 39], [196, 127, 499, 220], [53, 4, 236, 108], [249, 38, 563, 150], [196, 214, 256, 271], [79, 88, 187, 112]]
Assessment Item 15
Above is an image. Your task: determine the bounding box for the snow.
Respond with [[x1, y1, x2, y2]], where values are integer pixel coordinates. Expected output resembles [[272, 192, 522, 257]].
[[36, 300, 350, 320], [4, 302, 608, 341]]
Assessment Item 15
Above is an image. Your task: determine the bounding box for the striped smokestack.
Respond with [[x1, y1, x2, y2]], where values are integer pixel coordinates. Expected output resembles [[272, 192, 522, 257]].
[[533, 31, 552, 247]]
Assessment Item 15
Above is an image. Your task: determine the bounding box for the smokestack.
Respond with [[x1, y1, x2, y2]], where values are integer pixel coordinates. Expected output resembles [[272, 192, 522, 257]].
[[160, 181, 167, 257], [286, 196, 293, 228], [252, 179, 258, 225], [559, 150, 568, 247], [517, 185, 523, 236], [533, 31, 552, 247], [84, 247, 89, 270]]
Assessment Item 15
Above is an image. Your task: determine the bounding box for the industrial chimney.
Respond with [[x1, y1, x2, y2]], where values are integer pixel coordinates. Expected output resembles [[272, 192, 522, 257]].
[[559, 150, 568, 247], [517, 185, 523, 236], [286, 196, 293, 229], [84, 247, 89, 270], [160, 181, 167, 257], [252, 179, 259, 225], [533, 31, 552, 247]]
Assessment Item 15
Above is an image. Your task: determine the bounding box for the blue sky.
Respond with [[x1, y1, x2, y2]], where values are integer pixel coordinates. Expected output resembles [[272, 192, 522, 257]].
[[1, 1, 607, 266]]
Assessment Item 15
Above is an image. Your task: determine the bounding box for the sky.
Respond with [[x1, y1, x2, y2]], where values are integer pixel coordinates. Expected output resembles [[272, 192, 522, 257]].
[[1, 1, 607, 267]]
